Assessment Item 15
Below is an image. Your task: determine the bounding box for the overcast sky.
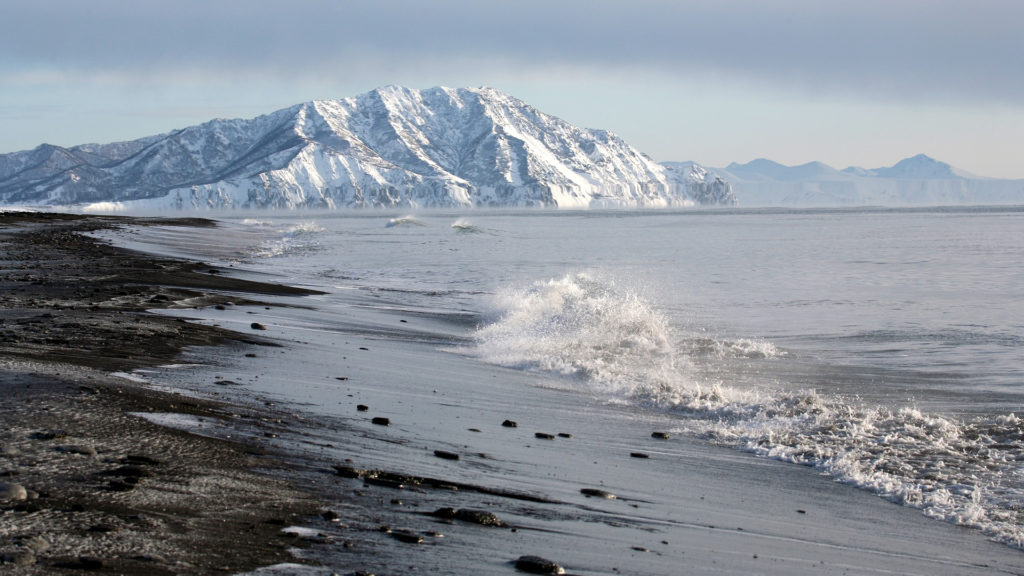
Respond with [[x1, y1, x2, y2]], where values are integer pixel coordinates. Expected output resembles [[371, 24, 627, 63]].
[[2, 0, 1022, 177]]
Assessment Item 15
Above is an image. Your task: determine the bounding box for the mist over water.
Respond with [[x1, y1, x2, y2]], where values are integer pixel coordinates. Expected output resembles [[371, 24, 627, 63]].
[[214, 206, 1024, 548]]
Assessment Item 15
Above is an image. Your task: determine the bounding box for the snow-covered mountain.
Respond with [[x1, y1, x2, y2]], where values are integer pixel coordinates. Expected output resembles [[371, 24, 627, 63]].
[[716, 155, 1023, 206], [0, 86, 735, 210]]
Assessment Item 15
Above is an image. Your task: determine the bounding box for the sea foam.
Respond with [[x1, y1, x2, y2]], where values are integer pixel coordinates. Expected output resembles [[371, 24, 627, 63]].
[[472, 272, 1024, 548]]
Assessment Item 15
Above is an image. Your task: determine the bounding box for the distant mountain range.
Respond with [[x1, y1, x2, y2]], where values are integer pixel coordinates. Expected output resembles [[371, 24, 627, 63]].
[[711, 154, 1023, 206], [1, 86, 1019, 210], [0, 86, 734, 210]]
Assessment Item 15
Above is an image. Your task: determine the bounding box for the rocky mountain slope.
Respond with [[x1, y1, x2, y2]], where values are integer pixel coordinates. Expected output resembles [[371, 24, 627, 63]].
[[0, 86, 735, 210]]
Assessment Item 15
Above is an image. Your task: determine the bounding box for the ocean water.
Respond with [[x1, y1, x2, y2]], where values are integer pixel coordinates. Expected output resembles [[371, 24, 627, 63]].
[[116, 206, 1024, 558]]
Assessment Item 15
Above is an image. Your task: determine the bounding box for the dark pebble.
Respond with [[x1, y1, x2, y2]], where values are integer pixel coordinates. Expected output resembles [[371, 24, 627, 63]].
[[250, 322, 267, 330], [454, 508, 504, 527], [356, 404, 369, 412], [630, 452, 650, 459], [106, 480, 135, 492], [371, 417, 390, 426], [433, 450, 460, 461], [557, 433, 573, 438], [534, 432, 555, 440], [106, 465, 151, 479], [514, 555, 565, 575], [651, 432, 670, 440], [364, 477, 405, 489], [502, 419, 518, 428], [321, 510, 340, 522], [2, 550, 35, 566], [390, 530, 423, 544], [214, 305, 226, 310], [123, 454, 162, 466], [580, 488, 616, 499], [333, 465, 367, 479], [359, 347, 369, 351]]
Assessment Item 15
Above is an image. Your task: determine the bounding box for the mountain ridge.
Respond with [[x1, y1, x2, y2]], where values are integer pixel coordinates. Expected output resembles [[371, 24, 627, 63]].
[[714, 154, 1022, 206], [0, 86, 735, 210]]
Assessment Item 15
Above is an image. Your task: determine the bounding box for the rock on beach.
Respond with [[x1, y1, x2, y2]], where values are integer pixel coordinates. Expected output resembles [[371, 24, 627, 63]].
[[0, 482, 28, 501]]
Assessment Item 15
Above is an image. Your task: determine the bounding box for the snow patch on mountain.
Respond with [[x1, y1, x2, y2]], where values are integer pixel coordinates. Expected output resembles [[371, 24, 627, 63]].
[[0, 86, 735, 210]]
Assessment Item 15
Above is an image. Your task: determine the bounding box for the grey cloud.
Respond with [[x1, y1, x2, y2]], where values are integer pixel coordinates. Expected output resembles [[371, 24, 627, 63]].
[[3, 0, 1022, 104]]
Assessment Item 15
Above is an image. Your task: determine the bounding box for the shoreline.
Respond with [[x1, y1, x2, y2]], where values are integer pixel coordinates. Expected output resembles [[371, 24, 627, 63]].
[[0, 213, 328, 574], [4, 212, 1024, 576]]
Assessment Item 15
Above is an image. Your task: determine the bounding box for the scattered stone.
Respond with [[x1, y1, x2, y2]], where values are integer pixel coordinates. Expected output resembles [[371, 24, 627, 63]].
[[364, 477, 405, 490], [356, 404, 369, 412], [797, 509, 807, 514], [322, 509, 340, 522], [371, 417, 390, 426], [630, 452, 650, 459], [432, 507, 456, 519], [514, 555, 565, 574], [433, 449, 460, 461], [32, 429, 68, 441], [359, 347, 369, 351], [431, 507, 504, 527], [215, 380, 242, 386], [250, 322, 267, 330], [390, 530, 424, 544], [107, 480, 136, 492], [122, 454, 163, 466], [333, 465, 367, 479], [651, 432, 670, 440], [1, 550, 35, 566], [104, 465, 152, 479], [534, 432, 555, 440], [59, 444, 98, 457], [335, 376, 349, 381], [632, 546, 648, 552], [468, 428, 481, 432], [454, 508, 504, 527], [557, 433, 573, 439], [580, 488, 617, 499], [0, 482, 28, 501], [214, 304, 226, 310], [502, 419, 518, 428]]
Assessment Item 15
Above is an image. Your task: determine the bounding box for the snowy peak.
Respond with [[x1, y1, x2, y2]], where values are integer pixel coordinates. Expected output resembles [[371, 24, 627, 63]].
[[0, 86, 734, 209]]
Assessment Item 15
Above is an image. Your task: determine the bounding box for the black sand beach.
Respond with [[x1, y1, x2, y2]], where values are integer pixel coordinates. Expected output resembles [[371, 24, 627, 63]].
[[0, 213, 325, 574]]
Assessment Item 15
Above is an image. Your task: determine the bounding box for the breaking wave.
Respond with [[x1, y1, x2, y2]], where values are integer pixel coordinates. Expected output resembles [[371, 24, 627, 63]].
[[385, 215, 425, 228], [451, 218, 484, 233], [251, 220, 325, 258], [472, 272, 1024, 548]]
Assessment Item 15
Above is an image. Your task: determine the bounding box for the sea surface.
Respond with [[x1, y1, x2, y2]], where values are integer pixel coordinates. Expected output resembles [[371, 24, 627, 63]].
[[113, 206, 1024, 558]]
